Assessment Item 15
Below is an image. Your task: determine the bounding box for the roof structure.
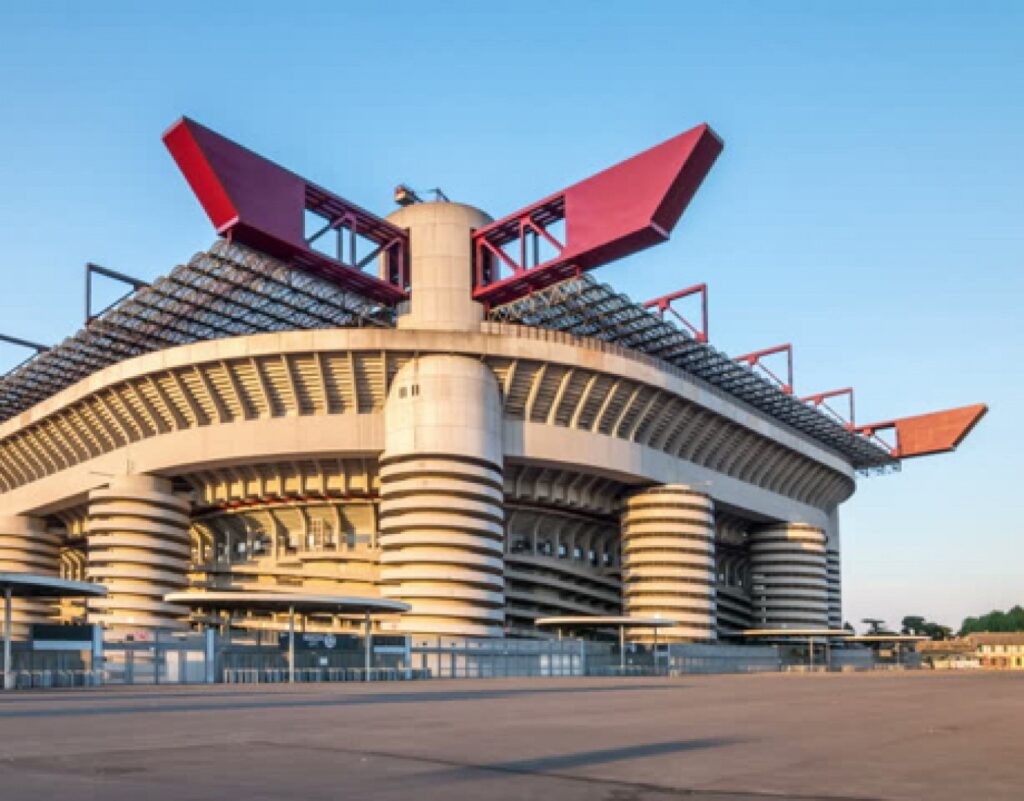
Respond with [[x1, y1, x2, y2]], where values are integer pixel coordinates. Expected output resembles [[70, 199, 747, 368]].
[[535, 616, 677, 629], [487, 275, 897, 471], [165, 591, 409, 616], [0, 241, 394, 424], [0, 573, 108, 599]]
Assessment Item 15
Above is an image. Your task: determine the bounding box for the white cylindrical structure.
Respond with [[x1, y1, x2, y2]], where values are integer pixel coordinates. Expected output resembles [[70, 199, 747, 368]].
[[620, 485, 717, 642], [826, 542, 842, 630], [386, 201, 492, 331], [749, 523, 828, 630], [379, 355, 505, 638], [87, 475, 191, 631], [0, 515, 60, 637]]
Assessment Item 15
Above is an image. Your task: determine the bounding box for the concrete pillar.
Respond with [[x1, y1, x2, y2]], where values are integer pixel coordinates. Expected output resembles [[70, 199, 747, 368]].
[[86, 475, 191, 631], [386, 201, 492, 332], [620, 485, 717, 642], [379, 355, 505, 638], [0, 515, 60, 638], [749, 523, 828, 630]]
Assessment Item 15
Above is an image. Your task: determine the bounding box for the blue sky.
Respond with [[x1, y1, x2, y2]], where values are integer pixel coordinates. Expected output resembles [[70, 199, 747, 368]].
[[0, 2, 1020, 631]]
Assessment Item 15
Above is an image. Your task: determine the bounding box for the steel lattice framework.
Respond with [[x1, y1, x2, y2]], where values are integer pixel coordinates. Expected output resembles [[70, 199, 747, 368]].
[[0, 241, 393, 424], [487, 276, 897, 471]]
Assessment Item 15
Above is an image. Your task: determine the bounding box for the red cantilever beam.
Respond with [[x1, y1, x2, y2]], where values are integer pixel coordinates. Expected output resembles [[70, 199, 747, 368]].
[[801, 387, 855, 428], [736, 344, 794, 394], [855, 403, 988, 459], [473, 123, 723, 307], [163, 117, 408, 305], [643, 284, 709, 343]]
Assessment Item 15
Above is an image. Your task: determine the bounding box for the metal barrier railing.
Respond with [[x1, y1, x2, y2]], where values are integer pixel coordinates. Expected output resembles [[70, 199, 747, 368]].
[[222, 667, 431, 684], [12, 669, 104, 689]]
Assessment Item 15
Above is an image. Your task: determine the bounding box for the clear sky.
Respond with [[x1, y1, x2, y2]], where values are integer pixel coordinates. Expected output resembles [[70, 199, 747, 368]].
[[0, 2, 1020, 632]]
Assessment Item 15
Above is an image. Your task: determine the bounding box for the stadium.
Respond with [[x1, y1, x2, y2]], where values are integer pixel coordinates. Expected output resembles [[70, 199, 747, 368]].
[[0, 117, 986, 646]]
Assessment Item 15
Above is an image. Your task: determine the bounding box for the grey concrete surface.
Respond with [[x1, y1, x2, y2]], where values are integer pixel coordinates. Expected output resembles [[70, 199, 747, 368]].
[[0, 672, 1021, 800]]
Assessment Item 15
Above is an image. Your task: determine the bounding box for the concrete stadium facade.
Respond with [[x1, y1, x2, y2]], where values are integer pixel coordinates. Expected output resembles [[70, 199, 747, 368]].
[[0, 201, 859, 643], [0, 118, 985, 646]]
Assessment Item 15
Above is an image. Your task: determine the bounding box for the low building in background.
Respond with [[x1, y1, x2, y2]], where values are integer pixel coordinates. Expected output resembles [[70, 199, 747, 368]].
[[917, 633, 1024, 671], [917, 639, 980, 670], [969, 633, 1024, 670]]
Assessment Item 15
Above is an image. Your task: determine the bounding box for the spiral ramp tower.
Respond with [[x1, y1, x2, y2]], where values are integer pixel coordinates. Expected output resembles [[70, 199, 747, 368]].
[[620, 485, 717, 641], [826, 529, 843, 630], [86, 475, 191, 631], [748, 523, 828, 630], [0, 516, 60, 637], [379, 355, 506, 638]]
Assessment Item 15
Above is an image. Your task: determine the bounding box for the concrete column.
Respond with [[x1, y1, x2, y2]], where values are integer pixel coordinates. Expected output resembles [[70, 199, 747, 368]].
[[749, 523, 828, 630], [386, 201, 492, 332], [86, 474, 191, 631], [620, 485, 717, 642], [379, 355, 505, 638], [0, 515, 60, 638]]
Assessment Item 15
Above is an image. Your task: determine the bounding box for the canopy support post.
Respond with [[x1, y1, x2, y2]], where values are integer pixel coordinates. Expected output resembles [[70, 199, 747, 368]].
[[3, 586, 12, 690], [364, 611, 372, 681], [288, 604, 295, 684], [619, 624, 626, 674]]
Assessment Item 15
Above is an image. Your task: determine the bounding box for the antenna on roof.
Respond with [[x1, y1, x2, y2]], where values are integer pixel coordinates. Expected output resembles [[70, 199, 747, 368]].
[[394, 185, 450, 206]]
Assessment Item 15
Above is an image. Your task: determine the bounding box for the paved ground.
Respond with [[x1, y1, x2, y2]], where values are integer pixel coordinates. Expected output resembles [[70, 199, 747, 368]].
[[0, 671, 1021, 800]]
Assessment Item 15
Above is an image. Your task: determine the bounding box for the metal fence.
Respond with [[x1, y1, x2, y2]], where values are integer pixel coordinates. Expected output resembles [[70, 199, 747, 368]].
[[100, 630, 214, 685], [2, 628, 908, 689], [222, 667, 430, 684], [666, 642, 782, 674], [409, 637, 604, 678]]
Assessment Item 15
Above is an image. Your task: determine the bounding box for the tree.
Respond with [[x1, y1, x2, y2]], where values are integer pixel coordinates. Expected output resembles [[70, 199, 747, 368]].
[[960, 605, 1024, 636], [862, 618, 888, 635], [901, 616, 951, 640]]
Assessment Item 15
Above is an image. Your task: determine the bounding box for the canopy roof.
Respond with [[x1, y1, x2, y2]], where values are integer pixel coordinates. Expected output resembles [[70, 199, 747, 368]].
[[165, 591, 409, 616], [535, 616, 676, 629], [489, 276, 896, 471], [738, 628, 854, 638], [0, 241, 392, 424], [845, 634, 930, 643], [0, 573, 107, 599]]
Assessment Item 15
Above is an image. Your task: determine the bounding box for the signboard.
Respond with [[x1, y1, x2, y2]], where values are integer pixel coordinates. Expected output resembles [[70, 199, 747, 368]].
[[30, 624, 97, 651], [276, 633, 406, 652]]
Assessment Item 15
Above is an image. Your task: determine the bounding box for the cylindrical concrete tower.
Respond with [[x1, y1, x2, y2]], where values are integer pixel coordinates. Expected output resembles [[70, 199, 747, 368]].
[[385, 201, 492, 331], [86, 475, 191, 631], [0, 515, 60, 637], [826, 520, 842, 630], [379, 354, 505, 638], [620, 485, 717, 641], [748, 523, 828, 630]]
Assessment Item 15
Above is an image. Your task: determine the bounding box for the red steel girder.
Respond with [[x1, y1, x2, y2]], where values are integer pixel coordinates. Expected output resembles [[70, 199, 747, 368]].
[[801, 387, 855, 428], [644, 283, 708, 343], [472, 123, 723, 307], [163, 117, 408, 305], [854, 403, 988, 459], [736, 344, 793, 394]]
